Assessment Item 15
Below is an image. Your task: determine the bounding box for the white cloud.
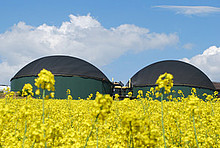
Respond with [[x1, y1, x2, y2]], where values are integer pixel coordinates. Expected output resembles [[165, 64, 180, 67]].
[[155, 5, 220, 16], [183, 43, 194, 50], [182, 46, 220, 82], [0, 14, 179, 85]]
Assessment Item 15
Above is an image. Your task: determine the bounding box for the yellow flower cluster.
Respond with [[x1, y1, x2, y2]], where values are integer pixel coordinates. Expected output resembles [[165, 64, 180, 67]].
[[34, 69, 55, 100], [187, 93, 200, 113], [128, 91, 132, 97], [66, 89, 71, 95], [121, 111, 160, 147], [92, 92, 113, 121], [86, 93, 93, 100], [35, 69, 55, 92], [0, 89, 219, 147], [114, 94, 119, 101], [66, 89, 73, 100], [3, 87, 15, 104], [3, 87, 10, 94], [21, 83, 34, 97], [155, 72, 173, 95], [137, 90, 143, 98]]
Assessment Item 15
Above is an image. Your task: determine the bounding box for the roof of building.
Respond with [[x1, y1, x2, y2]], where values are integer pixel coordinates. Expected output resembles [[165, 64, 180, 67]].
[[130, 60, 215, 90], [11, 55, 110, 82], [213, 82, 220, 91]]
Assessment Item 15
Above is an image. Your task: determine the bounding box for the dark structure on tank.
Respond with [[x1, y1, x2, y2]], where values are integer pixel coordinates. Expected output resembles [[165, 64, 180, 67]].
[[129, 60, 215, 98], [11, 55, 112, 99]]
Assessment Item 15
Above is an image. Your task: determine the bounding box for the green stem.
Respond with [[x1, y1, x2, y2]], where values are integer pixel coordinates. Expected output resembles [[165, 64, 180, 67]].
[[210, 101, 214, 116], [175, 119, 182, 146], [161, 90, 167, 148], [129, 121, 134, 148], [169, 127, 175, 145], [140, 98, 146, 115], [5, 95, 7, 105], [26, 96, 27, 104], [22, 120, 27, 148], [192, 111, 199, 148], [96, 126, 98, 148], [42, 89, 47, 148], [30, 140, 36, 148], [42, 89, 45, 124], [84, 113, 100, 148], [14, 118, 19, 135]]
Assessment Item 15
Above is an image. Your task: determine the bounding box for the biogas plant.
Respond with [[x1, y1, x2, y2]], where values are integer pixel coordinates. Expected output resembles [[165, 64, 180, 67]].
[[10, 56, 112, 99], [10, 55, 219, 99]]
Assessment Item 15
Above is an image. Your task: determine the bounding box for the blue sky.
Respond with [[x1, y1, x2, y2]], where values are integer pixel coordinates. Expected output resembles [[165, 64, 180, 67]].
[[0, 0, 220, 85]]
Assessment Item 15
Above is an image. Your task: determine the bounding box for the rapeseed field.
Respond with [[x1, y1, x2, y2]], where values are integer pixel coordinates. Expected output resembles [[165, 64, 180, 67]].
[[0, 69, 219, 147]]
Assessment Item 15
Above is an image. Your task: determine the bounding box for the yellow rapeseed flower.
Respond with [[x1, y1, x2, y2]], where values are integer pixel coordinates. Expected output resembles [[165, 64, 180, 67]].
[[155, 72, 173, 95], [114, 94, 119, 101], [35, 89, 40, 95], [66, 89, 71, 95], [34, 69, 55, 91], [21, 83, 34, 97], [128, 92, 132, 97]]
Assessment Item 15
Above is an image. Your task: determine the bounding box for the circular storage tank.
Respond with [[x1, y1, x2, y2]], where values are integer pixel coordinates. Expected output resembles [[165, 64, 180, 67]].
[[11, 55, 112, 99], [130, 60, 215, 99]]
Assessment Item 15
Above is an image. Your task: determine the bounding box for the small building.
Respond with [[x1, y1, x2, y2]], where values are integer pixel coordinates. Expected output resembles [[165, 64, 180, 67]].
[[113, 81, 132, 99], [10, 55, 112, 99], [213, 82, 220, 97]]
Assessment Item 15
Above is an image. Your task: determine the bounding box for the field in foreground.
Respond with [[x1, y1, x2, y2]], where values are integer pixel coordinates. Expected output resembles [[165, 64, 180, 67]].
[[0, 91, 220, 148]]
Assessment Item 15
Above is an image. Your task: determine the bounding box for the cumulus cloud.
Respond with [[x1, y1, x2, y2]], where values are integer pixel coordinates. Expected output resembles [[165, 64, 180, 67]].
[[0, 14, 179, 84], [155, 5, 220, 16], [182, 46, 220, 82]]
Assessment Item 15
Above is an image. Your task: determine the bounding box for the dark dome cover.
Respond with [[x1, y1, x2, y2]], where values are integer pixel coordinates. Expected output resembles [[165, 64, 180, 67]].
[[11, 55, 110, 82], [130, 60, 215, 90]]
